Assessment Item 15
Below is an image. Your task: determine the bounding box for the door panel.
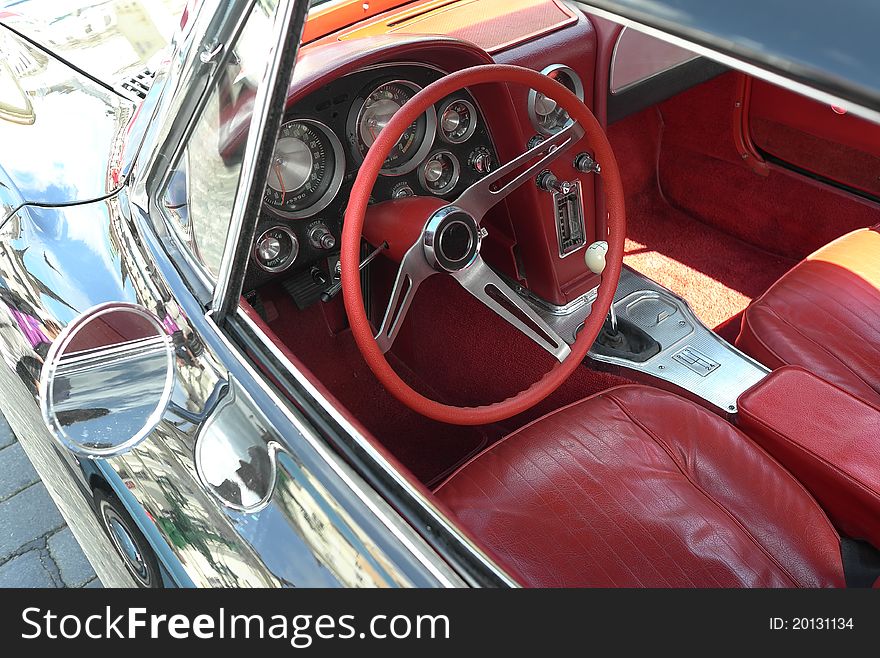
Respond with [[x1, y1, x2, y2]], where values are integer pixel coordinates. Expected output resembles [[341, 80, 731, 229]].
[[748, 79, 880, 197]]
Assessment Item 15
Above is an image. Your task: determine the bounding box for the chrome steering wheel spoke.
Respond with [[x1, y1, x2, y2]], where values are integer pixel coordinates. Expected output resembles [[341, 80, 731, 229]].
[[452, 255, 571, 361], [374, 240, 435, 353], [454, 120, 584, 221]]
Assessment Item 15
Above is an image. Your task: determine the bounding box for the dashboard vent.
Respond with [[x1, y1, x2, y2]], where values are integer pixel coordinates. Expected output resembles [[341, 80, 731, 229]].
[[119, 66, 156, 101]]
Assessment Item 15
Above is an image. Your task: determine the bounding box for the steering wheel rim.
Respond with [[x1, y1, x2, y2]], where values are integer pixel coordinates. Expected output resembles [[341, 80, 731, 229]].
[[341, 64, 625, 426]]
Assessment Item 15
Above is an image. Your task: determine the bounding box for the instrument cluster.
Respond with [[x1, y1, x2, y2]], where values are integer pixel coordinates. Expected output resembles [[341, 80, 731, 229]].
[[249, 64, 498, 286]]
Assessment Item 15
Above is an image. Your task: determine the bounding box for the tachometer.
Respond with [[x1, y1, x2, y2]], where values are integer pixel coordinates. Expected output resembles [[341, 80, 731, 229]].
[[264, 119, 344, 219], [347, 80, 437, 175]]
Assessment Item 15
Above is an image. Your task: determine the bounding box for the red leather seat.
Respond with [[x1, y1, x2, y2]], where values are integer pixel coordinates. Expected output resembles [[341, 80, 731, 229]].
[[436, 386, 846, 587], [736, 227, 880, 406]]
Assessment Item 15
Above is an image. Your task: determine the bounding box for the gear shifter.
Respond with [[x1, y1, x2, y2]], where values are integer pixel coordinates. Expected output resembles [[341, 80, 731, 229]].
[[585, 241, 660, 362], [585, 241, 617, 331]]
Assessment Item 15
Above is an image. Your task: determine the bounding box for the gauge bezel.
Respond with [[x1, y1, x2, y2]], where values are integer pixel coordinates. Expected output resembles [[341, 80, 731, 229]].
[[437, 97, 478, 144], [253, 225, 299, 273], [418, 150, 461, 196], [264, 118, 345, 220], [527, 64, 585, 136], [347, 79, 438, 176]]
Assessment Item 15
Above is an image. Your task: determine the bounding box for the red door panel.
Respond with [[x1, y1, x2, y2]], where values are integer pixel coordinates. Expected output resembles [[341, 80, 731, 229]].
[[748, 79, 880, 197]]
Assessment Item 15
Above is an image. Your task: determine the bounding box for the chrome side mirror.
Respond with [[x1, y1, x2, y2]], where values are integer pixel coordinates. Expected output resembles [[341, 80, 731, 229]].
[[39, 303, 175, 457]]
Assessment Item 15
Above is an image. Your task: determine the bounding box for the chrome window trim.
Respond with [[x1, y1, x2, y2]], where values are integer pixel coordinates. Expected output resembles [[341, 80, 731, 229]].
[[212, 309, 477, 588], [233, 306, 519, 588], [577, 2, 880, 125], [213, 0, 306, 312], [136, 0, 257, 298]]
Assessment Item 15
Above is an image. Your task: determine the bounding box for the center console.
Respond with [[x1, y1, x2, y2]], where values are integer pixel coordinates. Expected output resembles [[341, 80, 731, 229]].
[[521, 266, 769, 413]]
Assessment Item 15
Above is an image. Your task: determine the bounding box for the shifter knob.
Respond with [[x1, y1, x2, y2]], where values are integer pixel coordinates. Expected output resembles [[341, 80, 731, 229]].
[[585, 240, 608, 274]]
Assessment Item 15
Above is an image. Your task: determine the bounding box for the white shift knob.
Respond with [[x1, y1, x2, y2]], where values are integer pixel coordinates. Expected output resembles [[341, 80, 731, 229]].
[[585, 241, 608, 274]]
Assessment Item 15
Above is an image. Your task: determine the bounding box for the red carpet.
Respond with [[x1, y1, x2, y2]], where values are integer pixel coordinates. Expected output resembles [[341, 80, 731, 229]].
[[624, 187, 796, 329], [608, 80, 879, 330], [657, 73, 880, 261], [263, 279, 633, 486]]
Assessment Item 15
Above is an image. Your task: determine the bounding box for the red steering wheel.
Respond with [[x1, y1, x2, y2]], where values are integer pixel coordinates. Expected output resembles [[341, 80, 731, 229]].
[[341, 64, 625, 425]]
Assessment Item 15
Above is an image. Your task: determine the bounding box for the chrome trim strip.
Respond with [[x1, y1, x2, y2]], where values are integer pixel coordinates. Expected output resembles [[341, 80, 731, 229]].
[[578, 3, 880, 125], [56, 337, 169, 376], [213, 0, 305, 313], [233, 306, 518, 587]]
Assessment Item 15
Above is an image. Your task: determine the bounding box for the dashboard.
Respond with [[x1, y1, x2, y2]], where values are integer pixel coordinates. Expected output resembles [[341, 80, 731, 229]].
[[246, 63, 498, 300], [235, 0, 726, 320]]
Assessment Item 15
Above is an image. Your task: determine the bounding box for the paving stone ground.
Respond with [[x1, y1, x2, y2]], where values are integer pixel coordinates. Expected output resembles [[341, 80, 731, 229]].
[[0, 414, 100, 588]]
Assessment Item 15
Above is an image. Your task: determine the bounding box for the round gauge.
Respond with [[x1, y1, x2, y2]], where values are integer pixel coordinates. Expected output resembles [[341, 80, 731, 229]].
[[347, 80, 437, 175], [253, 226, 299, 273], [264, 119, 344, 219], [438, 98, 477, 144], [419, 151, 460, 196], [527, 64, 585, 136]]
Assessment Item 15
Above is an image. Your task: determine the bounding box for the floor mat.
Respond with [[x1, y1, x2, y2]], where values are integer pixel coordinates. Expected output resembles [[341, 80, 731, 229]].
[[624, 188, 796, 330]]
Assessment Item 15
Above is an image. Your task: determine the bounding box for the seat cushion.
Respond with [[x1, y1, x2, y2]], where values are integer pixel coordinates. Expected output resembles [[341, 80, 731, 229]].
[[436, 386, 845, 587], [736, 227, 880, 406], [737, 366, 880, 549]]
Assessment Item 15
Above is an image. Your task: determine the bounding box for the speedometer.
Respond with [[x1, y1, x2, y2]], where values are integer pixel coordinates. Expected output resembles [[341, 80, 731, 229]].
[[347, 80, 437, 176], [264, 119, 344, 219]]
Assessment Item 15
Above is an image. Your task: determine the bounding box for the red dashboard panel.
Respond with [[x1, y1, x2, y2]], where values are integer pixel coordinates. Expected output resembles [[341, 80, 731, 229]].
[[334, 0, 577, 54]]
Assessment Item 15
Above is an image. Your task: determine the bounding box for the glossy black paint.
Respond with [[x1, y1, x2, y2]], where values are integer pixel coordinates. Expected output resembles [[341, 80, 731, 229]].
[[0, 27, 131, 212]]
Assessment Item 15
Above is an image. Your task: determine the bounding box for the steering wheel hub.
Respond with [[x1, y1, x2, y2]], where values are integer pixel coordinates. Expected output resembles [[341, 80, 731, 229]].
[[424, 206, 481, 272]]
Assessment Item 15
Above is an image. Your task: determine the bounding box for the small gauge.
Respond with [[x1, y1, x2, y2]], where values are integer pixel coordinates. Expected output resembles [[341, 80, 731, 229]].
[[438, 98, 477, 144], [253, 226, 299, 273], [419, 151, 460, 196]]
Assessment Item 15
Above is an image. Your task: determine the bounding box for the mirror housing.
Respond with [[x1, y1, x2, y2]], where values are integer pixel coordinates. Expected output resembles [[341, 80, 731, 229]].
[[39, 303, 175, 457]]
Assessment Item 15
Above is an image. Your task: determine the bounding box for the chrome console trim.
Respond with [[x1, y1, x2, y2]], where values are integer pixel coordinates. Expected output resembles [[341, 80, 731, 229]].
[[521, 267, 769, 413]]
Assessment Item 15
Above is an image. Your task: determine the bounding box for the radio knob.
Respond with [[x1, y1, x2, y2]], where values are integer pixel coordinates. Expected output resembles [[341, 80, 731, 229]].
[[468, 146, 493, 174], [574, 152, 601, 174], [536, 170, 575, 195], [309, 223, 336, 250]]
